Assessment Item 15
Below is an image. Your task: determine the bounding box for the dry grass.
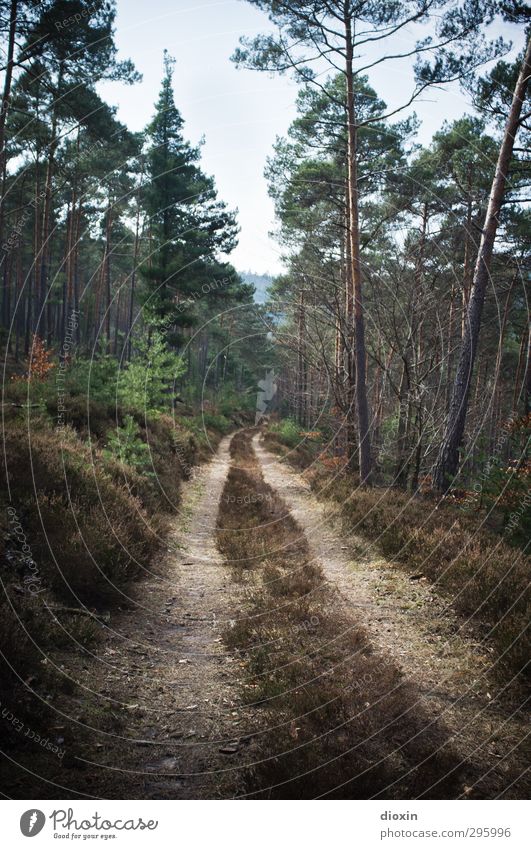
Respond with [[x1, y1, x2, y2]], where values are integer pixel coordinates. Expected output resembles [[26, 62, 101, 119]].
[[217, 430, 462, 799], [2, 422, 162, 605]]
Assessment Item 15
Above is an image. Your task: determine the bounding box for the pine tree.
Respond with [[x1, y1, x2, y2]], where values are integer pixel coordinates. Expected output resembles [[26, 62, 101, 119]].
[[142, 51, 238, 345]]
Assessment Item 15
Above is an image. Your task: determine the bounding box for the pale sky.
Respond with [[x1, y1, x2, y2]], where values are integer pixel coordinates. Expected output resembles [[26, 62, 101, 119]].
[[98, 1, 523, 275]]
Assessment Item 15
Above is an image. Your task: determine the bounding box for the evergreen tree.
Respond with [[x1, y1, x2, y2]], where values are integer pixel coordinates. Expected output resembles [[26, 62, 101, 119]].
[[142, 52, 238, 344]]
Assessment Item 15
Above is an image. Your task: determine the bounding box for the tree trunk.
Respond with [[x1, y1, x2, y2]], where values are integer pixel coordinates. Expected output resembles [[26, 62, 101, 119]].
[[297, 290, 307, 426], [126, 198, 141, 361], [104, 205, 112, 350], [445, 286, 456, 412], [461, 166, 473, 339], [433, 35, 531, 491], [0, 0, 18, 320], [394, 358, 410, 486], [38, 62, 64, 340], [0, 0, 17, 174], [344, 11, 371, 483], [513, 322, 530, 416]]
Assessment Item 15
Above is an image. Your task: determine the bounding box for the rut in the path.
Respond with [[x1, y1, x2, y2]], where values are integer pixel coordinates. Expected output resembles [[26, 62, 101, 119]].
[[75, 435, 254, 799], [253, 434, 529, 798]]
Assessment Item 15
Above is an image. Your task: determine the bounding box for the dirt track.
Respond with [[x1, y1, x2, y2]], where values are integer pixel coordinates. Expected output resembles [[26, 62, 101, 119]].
[[24, 430, 526, 800], [63, 435, 253, 799]]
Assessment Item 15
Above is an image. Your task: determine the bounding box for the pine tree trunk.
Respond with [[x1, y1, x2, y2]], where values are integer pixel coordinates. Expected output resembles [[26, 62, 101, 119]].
[[344, 12, 371, 483], [343, 176, 357, 466], [39, 63, 64, 340], [0, 0, 18, 324], [513, 323, 530, 415], [445, 286, 456, 412], [0, 0, 17, 174], [127, 199, 141, 361], [461, 168, 473, 339], [104, 206, 112, 351], [433, 35, 531, 491], [297, 290, 307, 426]]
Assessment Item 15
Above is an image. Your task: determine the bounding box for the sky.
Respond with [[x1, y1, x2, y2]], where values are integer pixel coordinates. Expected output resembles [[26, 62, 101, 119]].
[[98, 1, 523, 276]]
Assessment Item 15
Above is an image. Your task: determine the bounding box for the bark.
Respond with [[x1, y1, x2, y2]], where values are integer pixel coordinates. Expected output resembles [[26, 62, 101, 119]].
[[113, 283, 121, 356], [394, 359, 410, 486], [395, 203, 427, 486], [489, 273, 516, 448], [410, 407, 423, 493], [0, 0, 17, 163], [126, 198, 141, 361], [344, 10, 371, 483], [461, 166, 473, 339], [513, 323, 530, 415], [0, 0, 18, 322], [38, 62, 64, 340], [62, 201, 72, 346], [343, 176, 357, 464], [433, 35, 531, 491], [104, 205, 112, 350], [297, 290, 307, 427], [445, 286, 456, 412]]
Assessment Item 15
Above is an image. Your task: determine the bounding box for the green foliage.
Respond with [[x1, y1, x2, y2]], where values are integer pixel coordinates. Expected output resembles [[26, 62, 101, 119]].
[[470, 449, 531, 548], [201, 412, 231, 433], [269, 418, 301, 448], [217, 386, 255, 416], [118, 331, 185, 412], [142, 51, 238, 338], [104, 415, 153, 474], [65, 356, 119, 405]]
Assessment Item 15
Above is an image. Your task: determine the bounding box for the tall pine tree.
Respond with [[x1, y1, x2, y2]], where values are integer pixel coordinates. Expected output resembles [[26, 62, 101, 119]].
[[142, 51, 238, 345]]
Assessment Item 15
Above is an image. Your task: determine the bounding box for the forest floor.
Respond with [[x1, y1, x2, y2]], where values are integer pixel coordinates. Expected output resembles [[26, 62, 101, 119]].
[[6, 429, 527, 799]]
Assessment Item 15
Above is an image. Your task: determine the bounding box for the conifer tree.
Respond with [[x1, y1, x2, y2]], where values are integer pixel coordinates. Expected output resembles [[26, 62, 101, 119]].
[[142, 52, 238, 344]]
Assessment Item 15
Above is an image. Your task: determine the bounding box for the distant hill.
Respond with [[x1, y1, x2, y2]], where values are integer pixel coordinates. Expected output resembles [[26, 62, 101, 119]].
[[240, 271, 274, 305]]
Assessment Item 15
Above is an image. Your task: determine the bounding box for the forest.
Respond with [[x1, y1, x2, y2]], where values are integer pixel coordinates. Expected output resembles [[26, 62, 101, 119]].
[[0, 0, 529, 804]]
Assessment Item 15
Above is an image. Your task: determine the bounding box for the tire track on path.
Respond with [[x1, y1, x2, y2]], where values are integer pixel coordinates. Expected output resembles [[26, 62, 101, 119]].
[[74, 435, 253, 799], [253, 434, 529, 798]]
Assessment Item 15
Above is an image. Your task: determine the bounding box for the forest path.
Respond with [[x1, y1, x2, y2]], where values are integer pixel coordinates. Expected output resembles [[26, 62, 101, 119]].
[[253, 434, 529, 798], [78, 434, 253, 799]]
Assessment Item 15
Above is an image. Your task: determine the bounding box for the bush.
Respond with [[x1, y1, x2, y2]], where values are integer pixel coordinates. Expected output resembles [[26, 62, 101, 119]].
[[104, 415, 153, 474], [268, 418, 303, 448], [118, 331, 185, 413], [201, 412, 231, 434], [1, 423, 161, 605], [63, 356, 120, 406]]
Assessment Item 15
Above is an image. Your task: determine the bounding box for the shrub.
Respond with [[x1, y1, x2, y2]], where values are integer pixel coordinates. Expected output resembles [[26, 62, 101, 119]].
[[201, 412, 231, 434], [104, 415, 153, 474], [118, 331, 185, 413], [1, 423, 161, 606]]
